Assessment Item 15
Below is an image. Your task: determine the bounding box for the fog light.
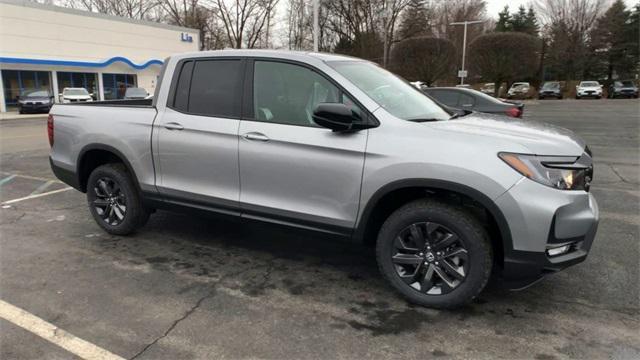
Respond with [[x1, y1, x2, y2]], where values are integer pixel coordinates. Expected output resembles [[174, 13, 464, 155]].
[[546, 245, 571, 257]]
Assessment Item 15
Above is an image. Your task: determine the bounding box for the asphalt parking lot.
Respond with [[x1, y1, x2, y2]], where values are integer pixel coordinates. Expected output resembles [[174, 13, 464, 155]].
[[1, 99, 638, 359]]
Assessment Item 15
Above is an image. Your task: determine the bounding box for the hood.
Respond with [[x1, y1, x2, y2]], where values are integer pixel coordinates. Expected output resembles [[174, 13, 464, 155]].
[[20, 96, 51, 102], [431, 112, 586, 156]]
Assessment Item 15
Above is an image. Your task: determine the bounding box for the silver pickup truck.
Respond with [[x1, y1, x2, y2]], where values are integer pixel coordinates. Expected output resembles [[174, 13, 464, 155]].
[[49, 50, 598, 308]]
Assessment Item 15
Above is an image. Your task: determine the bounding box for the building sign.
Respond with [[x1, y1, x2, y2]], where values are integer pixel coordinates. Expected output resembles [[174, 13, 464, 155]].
[[181, 33, 193, 43]]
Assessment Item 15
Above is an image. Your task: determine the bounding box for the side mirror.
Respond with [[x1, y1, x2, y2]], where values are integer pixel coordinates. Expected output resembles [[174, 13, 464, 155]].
[[312, 103, 357, 131]]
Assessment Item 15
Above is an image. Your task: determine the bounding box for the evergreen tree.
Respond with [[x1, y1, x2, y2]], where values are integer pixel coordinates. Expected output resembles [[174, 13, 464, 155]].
[[397, 0, 432, 40], [524, 7, 540, 36], [590, 0, 636, 80], [510, 6, 528, 32], [495, 6, 511, 32]]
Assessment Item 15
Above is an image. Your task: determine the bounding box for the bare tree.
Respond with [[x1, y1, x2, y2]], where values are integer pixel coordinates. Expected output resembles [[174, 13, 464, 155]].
[[64, 0, 160, 20], [380, 0, 411, 68], [469, 32, 541, 96], [536, 0, 609, 79], [159, 0, 214, 50], [214, 0, 279, 49]]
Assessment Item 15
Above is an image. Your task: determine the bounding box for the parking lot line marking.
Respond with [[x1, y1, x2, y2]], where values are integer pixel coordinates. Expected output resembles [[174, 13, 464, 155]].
[[2, 187, 73, 205], [0, 299, 125, 360], [0, 174, 16, 186], [0, 172, 62, 183], [30, 180, 55, 195]]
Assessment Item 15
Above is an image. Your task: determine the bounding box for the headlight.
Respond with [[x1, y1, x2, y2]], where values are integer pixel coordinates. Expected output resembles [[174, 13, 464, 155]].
[[499, 152, 592, 190]]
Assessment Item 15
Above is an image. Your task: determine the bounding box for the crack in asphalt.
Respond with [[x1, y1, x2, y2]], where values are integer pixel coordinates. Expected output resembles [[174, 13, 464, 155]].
[[607, 163, 637, 185], [127, 265, 266, 359], [129, 289, 216, 360]]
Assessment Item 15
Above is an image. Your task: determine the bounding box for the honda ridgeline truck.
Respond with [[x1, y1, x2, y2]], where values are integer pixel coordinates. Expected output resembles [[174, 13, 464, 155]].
[[49, 50, 599, 308]]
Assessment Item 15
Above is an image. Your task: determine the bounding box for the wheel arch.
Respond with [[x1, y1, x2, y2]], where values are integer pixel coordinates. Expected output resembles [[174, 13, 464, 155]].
[[353, 179, 512, 266], [76, 144, 141, 194]]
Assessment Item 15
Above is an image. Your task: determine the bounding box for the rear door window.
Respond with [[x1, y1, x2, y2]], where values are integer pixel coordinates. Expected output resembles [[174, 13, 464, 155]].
[[188, 60, 243, 118]]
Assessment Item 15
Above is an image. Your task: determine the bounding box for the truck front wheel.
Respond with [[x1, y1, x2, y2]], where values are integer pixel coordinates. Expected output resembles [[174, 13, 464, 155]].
[[376, 199, 492, 309], [86, 163, 149, 235]]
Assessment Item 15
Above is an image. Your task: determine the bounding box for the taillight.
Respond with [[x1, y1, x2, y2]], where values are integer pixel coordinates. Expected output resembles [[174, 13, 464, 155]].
[[47, 114, 54, 147], [505, 107, 522, 118]]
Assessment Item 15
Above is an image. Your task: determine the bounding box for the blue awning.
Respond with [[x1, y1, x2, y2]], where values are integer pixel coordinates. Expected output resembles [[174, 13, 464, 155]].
[[0, 56, 163, 70]]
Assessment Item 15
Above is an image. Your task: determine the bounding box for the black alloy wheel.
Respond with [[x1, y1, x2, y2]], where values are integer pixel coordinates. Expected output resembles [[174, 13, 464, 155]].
[[92, 177, 127, 226], [391, 222, 468, 295]]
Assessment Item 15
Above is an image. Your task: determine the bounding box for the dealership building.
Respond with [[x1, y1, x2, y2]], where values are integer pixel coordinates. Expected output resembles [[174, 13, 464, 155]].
[[0, 0, 199, 112]]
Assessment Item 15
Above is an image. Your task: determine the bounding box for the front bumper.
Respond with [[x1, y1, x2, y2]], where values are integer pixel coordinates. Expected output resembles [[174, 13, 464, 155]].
[[18, 102, 51, 113], [577, 90, 601, 97], [494, 177, 599, 289]]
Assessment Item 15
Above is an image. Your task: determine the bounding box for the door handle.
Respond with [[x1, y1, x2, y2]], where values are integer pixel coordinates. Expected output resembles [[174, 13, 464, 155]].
[[164, 122, 184, 130], [242, 132, 269, 142]]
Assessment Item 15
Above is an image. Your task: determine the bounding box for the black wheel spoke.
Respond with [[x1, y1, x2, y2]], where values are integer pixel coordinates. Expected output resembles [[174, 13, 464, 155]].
[[420, 265, 435, 293], [444, 248, 468, 262], [93, 199, 109, 207], [392, 253, 423, 265], [433, 265, 457, 290], [408, 224, 426, 248], [98, 180, 110, 196], [424, 222, 439, 242], [433, 233, 459, 251], [439, 259, 465, 280], [394, 236, 419, 252]]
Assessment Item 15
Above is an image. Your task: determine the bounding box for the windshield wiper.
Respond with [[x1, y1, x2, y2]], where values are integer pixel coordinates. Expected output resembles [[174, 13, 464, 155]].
[[449, 109, 473, 119], [407, 118, 443, 123]]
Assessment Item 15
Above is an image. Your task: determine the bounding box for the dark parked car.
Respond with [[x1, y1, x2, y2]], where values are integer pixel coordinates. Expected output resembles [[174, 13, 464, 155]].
[[538, 81, 563, 99], [424, 87, 524, 118], [608, 80, 638, 99], [18, 90, 54, 114]]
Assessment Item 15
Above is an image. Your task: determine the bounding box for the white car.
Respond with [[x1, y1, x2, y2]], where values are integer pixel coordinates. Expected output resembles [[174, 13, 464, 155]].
[[507, 82, 530, 99], [575, 81, 602, 99], [60, 88, 93, 103]]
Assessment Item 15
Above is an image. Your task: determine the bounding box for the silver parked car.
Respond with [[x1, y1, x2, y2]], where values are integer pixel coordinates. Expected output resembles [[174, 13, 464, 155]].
[[48, 50, 598, 308]]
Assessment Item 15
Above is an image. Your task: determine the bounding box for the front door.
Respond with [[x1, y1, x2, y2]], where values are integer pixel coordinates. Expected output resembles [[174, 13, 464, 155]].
[[238, 60, 368, 233], [154, 59, 244, 213]]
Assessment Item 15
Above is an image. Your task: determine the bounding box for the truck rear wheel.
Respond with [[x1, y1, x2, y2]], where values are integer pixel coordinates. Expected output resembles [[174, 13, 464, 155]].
[[86, 163, 149, 235], [376, 199, 492, 309]]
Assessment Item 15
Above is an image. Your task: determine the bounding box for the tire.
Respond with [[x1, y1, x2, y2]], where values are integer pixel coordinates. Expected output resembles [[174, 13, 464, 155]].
[[596, 96, 601, 99], [86, 163, 149, 235], [376, 199, 492, 309]]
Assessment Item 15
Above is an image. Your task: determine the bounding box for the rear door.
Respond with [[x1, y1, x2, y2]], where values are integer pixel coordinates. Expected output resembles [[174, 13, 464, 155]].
[[237, 60, 368, 233], [153, 58, 244, 213]]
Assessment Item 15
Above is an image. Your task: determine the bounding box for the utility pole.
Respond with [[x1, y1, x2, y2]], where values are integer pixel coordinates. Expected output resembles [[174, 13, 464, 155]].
[[450, 20, 484, 85], [313, 0, 319, 52]]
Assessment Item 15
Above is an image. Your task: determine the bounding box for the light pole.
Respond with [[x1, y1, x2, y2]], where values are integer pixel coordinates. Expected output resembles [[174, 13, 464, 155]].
[[313, 0, 319, 52], [450, 20, 484, 85]]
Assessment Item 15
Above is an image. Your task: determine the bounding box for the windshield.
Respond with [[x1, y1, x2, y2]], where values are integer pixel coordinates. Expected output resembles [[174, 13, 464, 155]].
[[512, 83, 528, 89], [23, 90, 50, 98], [581, 82, 599, 87], [542, 82, 559, 89], [328, 61, 451, 121], [125, 88, 147, 97], [64, 89, 89, 96], [620, 81, 635, 87]]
